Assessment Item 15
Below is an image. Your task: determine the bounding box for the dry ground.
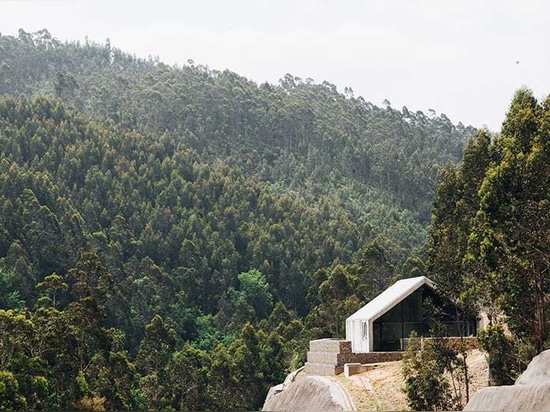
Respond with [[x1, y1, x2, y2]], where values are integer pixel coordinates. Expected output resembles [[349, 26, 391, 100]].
[[333, 349, 489, 411]]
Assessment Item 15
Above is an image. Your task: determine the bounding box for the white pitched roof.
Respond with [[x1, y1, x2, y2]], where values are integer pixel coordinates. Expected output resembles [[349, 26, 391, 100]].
[[347, 276, 435, 322]]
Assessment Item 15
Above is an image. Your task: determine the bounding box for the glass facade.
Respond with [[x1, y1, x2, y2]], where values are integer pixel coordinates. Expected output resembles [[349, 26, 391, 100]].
[[372, 286, 474, 351]]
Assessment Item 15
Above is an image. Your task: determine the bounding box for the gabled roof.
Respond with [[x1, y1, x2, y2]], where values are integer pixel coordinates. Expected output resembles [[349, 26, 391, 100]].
[[346, 276, 435, 322]]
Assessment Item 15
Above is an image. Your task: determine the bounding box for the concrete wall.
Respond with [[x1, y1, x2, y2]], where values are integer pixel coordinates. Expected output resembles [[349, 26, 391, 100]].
[[344, 363, 372, 377]]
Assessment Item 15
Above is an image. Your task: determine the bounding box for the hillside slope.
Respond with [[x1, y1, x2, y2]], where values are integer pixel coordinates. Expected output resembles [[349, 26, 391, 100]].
[[1, 29, 476, 224], [264, 349, 489, 411], [0, 28, 479, 410]]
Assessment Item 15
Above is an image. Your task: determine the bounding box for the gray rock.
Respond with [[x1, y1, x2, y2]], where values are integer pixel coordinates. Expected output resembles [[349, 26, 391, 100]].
[[262, 375, 354, 411], [516, 350, 550, 386], [463, 383, 550, 411], [464, 349, 550, 411]]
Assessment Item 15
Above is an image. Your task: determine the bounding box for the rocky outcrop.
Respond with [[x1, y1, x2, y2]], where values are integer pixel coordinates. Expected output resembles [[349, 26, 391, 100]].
[[464, 349, 550, 411], [515, 350, 550, 386], [262, 375, 355, 411]]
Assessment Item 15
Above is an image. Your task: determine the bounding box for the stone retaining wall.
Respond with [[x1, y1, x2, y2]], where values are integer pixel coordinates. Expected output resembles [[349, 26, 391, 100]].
[[304, 337, 477, 376], [304, 339, 345, 376], [304, 361, 345, 376], [308, 338, 352, 353], [304, 339, 404, 376], [350, 351, 404, 364], [402, 336, 479, 351]]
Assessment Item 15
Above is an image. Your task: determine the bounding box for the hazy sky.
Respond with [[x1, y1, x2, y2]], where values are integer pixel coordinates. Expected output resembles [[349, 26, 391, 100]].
[[2, 0, 550, 131]]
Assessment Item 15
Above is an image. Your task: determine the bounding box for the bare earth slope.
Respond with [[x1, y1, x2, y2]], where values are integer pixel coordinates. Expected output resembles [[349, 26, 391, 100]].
[[263, 349, 488, 411]]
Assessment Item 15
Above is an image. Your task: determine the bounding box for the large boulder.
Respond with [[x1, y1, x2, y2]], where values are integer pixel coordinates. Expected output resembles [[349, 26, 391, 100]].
[[464, 349, 550, 411], [516, 350, 550, 386], [262, 375, 354, 411]]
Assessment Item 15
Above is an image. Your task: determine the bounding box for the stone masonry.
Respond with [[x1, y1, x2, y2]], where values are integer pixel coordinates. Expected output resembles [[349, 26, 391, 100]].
[[304, 339, 353, 376], [304, 338, 404, 376]]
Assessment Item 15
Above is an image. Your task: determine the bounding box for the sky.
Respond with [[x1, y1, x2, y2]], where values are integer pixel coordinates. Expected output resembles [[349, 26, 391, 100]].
[[2, 0, 550, 131]]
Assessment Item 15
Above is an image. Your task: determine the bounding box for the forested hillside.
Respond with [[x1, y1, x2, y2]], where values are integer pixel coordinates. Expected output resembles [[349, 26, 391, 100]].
[[0, 29, 475, 410]]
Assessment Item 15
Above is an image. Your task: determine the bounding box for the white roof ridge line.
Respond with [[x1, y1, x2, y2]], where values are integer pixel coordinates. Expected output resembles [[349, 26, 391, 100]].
[[346, 276, 435, 322]]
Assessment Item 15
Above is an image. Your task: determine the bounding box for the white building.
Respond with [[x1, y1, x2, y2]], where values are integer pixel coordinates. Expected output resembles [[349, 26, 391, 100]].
[[346, 276, 474, 353]]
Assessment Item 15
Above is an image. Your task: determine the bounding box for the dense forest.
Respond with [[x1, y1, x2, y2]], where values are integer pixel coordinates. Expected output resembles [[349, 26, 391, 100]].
[[0, 29, 482, 410], [427, 88, 550, 385]]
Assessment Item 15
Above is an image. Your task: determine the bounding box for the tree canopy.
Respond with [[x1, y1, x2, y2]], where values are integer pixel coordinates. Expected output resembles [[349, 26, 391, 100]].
[[428, 88, 550, 380]]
